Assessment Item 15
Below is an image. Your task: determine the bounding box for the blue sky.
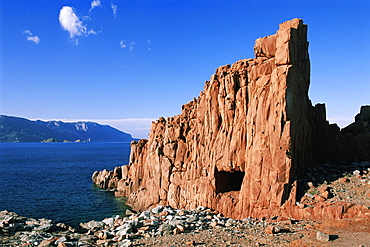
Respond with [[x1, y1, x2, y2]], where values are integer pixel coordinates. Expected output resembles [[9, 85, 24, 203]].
[[1, 0, 369, 138]]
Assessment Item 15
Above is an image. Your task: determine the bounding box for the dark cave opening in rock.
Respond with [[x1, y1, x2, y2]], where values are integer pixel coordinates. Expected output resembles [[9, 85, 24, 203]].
[[215, 170, 245, 193]]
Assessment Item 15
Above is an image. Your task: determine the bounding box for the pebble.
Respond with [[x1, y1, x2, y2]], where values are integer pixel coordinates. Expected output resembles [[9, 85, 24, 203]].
[[353, 170, 361, 176], [316, 230, 330, 241], [264, 225, 276, 234], [307, 182, 314, 188], [57, 242, 68, 247]]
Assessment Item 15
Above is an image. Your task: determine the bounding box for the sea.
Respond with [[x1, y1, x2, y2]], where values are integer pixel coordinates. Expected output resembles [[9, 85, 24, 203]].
[[0, 142, 131, 226]]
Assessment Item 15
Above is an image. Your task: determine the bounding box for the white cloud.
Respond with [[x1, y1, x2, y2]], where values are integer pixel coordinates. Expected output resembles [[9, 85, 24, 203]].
[[24, 30, 32, 36], [59, 6, 87, 39], [119, 41, 135, 51], [88, 29, 98, 35], [89, 0, 102, 12], [23, 30, 40, 44], [119, 40, 127, 48], [27, 36, 41, 44], [111, 3, 118, 18]]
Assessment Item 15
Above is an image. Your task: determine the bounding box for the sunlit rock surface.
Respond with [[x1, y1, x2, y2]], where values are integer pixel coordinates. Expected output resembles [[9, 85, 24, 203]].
[[93, 19, 370, 220]]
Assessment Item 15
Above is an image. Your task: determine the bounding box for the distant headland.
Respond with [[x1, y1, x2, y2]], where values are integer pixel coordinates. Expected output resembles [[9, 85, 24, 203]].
[[0, 115, 134, 143]]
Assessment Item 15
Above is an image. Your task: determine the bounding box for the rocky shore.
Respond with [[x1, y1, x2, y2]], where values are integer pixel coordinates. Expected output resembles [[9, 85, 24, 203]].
[[0, 207, 343, 247], [2, 164, 370, 246]]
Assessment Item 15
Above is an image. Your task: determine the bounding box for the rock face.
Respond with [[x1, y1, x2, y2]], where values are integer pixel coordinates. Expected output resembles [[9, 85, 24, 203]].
[[123, 18, 312, 219], [93, 19, 370, 220], [311, 104, 370, 163], [341, 105, 370, 160]]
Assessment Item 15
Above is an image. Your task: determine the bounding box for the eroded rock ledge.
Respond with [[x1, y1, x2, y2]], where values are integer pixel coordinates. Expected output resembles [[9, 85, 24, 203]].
[[93, 18, 370, 220]]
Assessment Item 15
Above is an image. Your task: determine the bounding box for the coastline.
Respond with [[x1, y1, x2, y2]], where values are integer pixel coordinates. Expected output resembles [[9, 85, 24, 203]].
[[2, 166, 370, 246]]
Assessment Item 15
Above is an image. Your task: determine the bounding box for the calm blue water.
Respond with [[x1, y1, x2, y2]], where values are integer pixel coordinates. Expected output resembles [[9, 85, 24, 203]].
[[0, 142, 131, 226]]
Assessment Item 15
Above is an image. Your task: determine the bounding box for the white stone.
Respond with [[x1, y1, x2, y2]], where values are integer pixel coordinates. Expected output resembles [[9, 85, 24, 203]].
[[151, 205, 164, 214], [316, 231, 330, 241], [115, 223, 133, 236], [118, 239, 132, 247], [102, 218, 114, 227], [353, 170, 361, 176]]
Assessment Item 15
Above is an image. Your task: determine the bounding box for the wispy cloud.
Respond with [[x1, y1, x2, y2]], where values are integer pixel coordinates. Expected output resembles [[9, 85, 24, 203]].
[[27, 36, 41, 44], [147, 39, 152, 51], [23, 30, 40, 44], [119, 40, 127, 48], [89, 0, 102, 12], [88, 29, 98, 35], [24, 30, 32, 36], [111, 3, 118, 18], [119, 40, 135, 51], [129, 42, 135, 51]]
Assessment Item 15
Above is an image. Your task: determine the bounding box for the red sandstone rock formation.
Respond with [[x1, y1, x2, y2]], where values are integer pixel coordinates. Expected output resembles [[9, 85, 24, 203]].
[[92, 19, 370, 220]]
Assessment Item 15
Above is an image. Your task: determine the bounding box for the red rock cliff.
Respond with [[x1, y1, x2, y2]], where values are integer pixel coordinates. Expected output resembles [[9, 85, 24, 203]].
[[93, 19, 369, 220]]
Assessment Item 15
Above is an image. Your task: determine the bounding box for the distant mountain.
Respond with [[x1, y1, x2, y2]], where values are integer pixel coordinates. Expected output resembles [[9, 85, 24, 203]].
[[0, 115, 134, 143]]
